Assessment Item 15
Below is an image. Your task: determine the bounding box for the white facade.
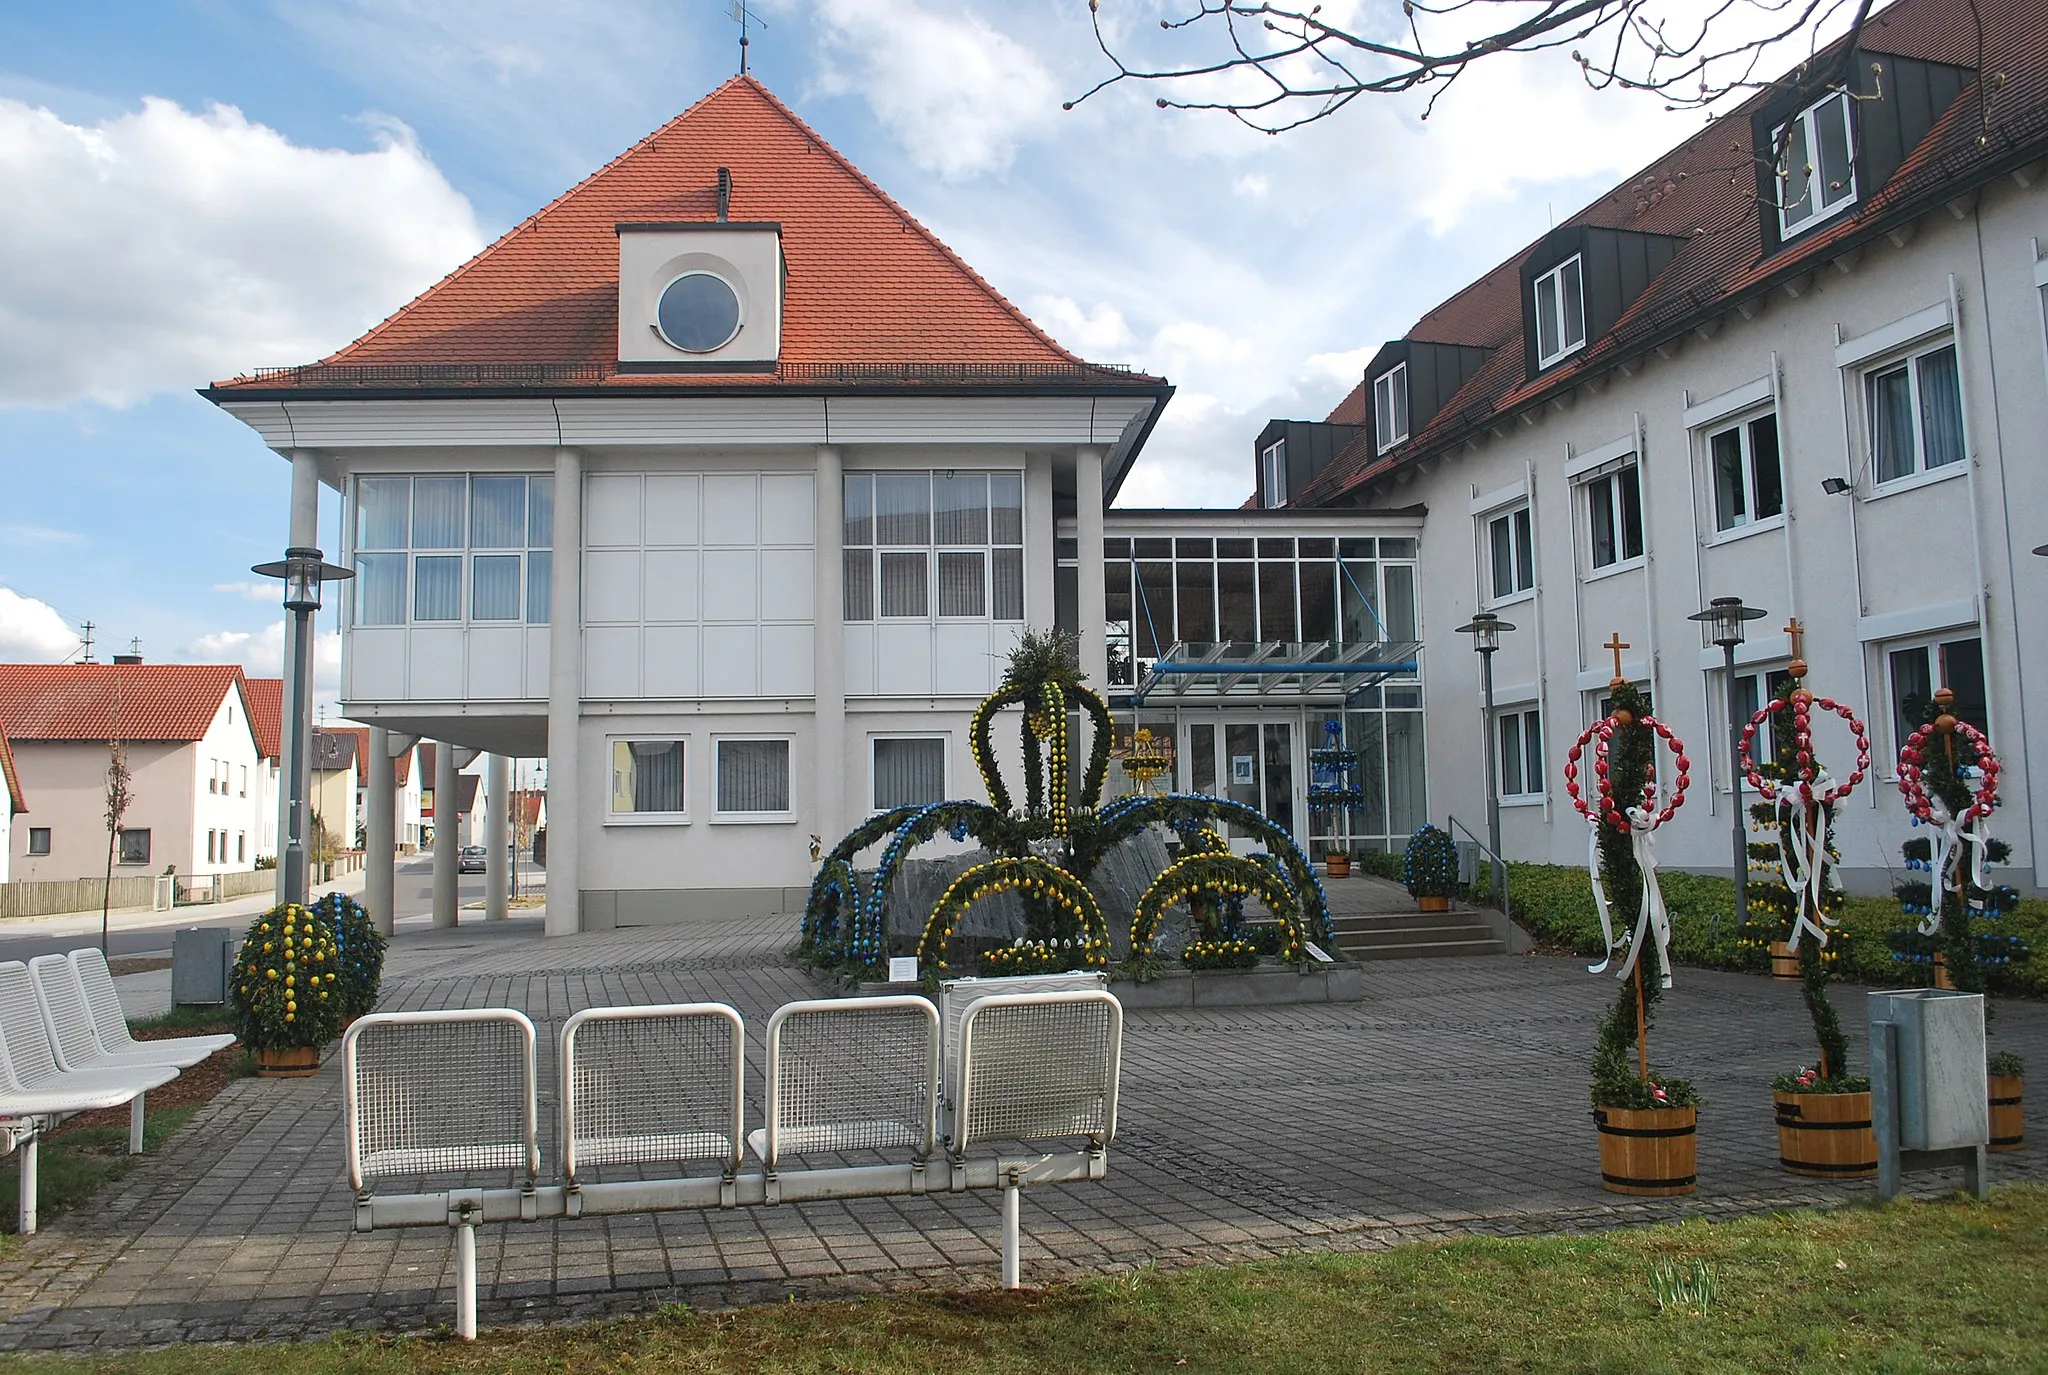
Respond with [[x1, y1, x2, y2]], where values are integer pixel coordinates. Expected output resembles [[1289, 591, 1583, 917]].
[[1379, 178, 2047, 893]]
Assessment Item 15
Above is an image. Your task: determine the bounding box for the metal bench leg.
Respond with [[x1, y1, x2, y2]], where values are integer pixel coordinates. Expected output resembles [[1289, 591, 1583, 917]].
[[129, 1095, 146, 1156], [18, 1136, 36, 1237], [1001, 1170, 1021, 1291], [455, 1218, 477, 1340]]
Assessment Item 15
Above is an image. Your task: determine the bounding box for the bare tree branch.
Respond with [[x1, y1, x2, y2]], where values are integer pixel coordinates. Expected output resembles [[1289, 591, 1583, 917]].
[[1068, 0, 1881, 133]]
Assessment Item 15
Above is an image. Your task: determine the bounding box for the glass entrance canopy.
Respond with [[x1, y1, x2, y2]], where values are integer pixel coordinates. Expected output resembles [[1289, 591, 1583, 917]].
[[1132, 639, 1422, 706]]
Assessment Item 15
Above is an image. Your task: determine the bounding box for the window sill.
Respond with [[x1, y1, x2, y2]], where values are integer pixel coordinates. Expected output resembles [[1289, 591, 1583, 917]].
[[1485, 588, 1536, 611], [1536, 342, 1586, 372], [1867, 462, 1967, 503], [1779, 196, 1857, 243], [1584, 555, 1646, 584], [1706, 515, 1786, 548], [604, 813, 691, 827], [710, 813, 798, 826], [1500, 794, 1546, 808]]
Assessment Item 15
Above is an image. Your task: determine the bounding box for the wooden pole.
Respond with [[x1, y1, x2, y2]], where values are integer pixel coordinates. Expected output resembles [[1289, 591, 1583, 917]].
[[1633, 959, 1650, 1080]]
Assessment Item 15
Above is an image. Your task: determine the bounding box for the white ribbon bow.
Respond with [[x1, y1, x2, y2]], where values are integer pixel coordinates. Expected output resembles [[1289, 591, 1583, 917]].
[[1918, 795, 1990, 937], [1776, 777, 1840, 950], [1585, 808, 1674, 989]]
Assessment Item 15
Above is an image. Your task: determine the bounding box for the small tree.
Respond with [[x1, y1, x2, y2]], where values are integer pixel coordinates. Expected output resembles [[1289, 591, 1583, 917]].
[[101, 739, 132, 955]]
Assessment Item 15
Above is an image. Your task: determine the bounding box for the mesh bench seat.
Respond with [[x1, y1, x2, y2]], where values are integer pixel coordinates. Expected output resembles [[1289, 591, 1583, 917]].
[[69, 949, 236, 1066]]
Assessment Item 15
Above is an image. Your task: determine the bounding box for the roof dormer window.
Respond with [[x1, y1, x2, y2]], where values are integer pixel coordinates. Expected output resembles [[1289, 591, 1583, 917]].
[[1373, 362, 1409, 454], [655, 271, 743, 352], [1533, 255, 1585, 370], [1776, 90, 1857, 238], [1260, 439, 1287, 507]]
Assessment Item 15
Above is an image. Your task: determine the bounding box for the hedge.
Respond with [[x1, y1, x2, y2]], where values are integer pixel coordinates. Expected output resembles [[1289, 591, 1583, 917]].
[[1500, 862, 2048, 999]]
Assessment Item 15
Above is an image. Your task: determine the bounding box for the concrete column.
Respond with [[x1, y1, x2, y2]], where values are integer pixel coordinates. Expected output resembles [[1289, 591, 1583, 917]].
[[814, 446, 845, 849], [365, 726, 396, 936], [485, 754, 509, 921], [545, 447, 584, 937], [1024, 452, 1055, 633], [1074, 445, 1108, 689], [277, 448, 323, 906], [432, 743, 459, 928]]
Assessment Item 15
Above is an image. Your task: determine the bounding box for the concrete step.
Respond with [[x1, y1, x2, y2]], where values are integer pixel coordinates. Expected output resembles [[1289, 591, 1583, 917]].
[[1337, 922, 1499, 949], [1329, 911, 1483, 936], [1337, 936, 1510, 961]]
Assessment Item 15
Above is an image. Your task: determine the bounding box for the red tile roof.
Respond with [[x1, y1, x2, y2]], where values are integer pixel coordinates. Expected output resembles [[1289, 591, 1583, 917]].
[[1297, 0, 2048, 508], [0, 664, 247, 744], [209, 77, 1156, 396], [0, 725, 23, 816], [243, 677, 282, 760]]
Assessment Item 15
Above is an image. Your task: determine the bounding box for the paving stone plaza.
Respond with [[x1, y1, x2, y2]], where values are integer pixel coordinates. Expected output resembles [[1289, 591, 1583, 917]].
[[1, 902, 2040, 1352]]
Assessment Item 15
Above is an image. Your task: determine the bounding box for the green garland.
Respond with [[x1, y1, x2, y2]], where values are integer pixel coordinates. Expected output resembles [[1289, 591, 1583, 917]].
[[917, 855, 1109, 973], [1130, 850, 1309, 963]]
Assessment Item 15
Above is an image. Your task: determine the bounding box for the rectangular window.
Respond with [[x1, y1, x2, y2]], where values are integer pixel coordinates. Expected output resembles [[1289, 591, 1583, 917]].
[[117, 829, 150, 865], [413, 555, 462, 621], [237, 833, 247, 863], [1777, 90, 1857, 237], [716, 738, 791, 816], [1586, 463, 1644, 569], [411, 477, 466, 549], [239, 765, 248, 797], [1260, 439, 1287, 507], [206, 830, 216, 864], [1709, 412, 1784, 532], [609, 739, 687, 817], [26, 828, 50, 856], [1533, 255, 1586, 368], [526, 551, 552, 625], [1496, 709, 1543, 799], [353, 475, 547, 626], [873, 737, 947, 810], [1488, 506, 1535, 599], [841, 471, 1021, 623], [471, 554, 522, 621], [357, 476, 410, 550], [1373, 364, 1409, 453], [1886, 635, 1986, 763], [1868, 342, 1964, 485], [1732, 668, 1794, 766]]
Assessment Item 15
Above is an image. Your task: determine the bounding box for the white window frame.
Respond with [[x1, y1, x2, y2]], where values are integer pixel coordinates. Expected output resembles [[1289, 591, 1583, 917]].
[[711, 735, 796, 823], [1373, 363, 1409, 454], [1727, 666, 1794, 775], [605, 735, 691, 825], [1863, 338, 1967, 493], [26, 828, 51, 856], [1880, 633, 1986, 778], [1533, 254, 1586, 369], [1703, 408, 1785, 538], [1486, 504, 1535, 603], [1260, 440, 1287, 507], [1579, 460, 1645, 574], [843, 471, 1024, 624], [1775, 90, 1858, 239], [870, 734, 950, 814], [349, 473, 553, 629], [1495, 707, 1545, 803]]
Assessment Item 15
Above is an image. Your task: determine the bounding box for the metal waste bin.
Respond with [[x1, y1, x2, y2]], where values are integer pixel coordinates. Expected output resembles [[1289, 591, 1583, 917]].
[[171, 927, 234, 1006], [1869, 988, 1988, 1199]]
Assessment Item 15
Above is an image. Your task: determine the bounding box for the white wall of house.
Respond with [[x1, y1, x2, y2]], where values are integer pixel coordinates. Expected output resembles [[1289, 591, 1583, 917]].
[[1392, 176, 2047, 893], [0, 793, 13, 884], [188, 689, 266, 874]]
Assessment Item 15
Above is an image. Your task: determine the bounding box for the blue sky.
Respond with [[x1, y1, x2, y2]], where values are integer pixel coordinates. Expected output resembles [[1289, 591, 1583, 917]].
[[0, 0, 1739, 705]]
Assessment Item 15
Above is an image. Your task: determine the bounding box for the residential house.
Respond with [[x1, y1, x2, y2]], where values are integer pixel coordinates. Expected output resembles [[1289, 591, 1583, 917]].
[[243, 676, 283, 864], [0, 723, 23, 884], [329, 726, 423, 852], [0, 662, 266, 881], [308, 728, 362, 854], [417, 743, 483, 848]]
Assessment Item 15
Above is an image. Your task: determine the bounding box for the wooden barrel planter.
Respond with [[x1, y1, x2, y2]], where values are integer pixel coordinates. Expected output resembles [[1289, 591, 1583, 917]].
[[1933, 952, 1955, 990], [1989, 1075, 2024, 1152], [1594, 1105, 1697, 1196], [255, 1045, 322, 1078], [1768, 941, 1800, 981], [1417, 895, 1450, 913], [1324, 856, 1351, 879], [1774, 1090, 1876, 1178]]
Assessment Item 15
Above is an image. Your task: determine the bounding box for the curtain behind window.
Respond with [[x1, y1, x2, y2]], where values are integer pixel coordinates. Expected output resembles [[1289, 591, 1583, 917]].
[[628, 740, 685, 813], [718, 739, 790, 813], [471, 476, 526, 548], [356, 553, 406, 625], [412, 477, 466, 549], [1917, 347, 1964, 470], [873, 737, 945, 809], [357, 477, 409, 549]]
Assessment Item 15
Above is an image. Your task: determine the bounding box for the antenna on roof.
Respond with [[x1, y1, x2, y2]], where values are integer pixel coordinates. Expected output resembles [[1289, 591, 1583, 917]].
[[728, 0, 765, 76], [78, 620, 96, 664]]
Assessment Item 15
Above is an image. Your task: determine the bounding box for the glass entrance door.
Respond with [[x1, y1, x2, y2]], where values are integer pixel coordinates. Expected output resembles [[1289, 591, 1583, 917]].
[[1183, 717, 1297, 841]]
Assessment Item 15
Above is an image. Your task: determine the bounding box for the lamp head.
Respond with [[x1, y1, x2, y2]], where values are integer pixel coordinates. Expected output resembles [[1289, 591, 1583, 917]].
[[1453, 612, 1513, 654], [1687, 595, 1768, 648]]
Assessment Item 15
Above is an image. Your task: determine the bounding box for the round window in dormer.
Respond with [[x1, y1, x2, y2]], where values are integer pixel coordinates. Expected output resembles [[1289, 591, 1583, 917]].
[[654, 271, 743, 353]]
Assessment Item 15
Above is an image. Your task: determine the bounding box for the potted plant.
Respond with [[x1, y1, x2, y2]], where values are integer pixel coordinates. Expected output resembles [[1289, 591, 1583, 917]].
[[1323, 848, 1351, 879], [231, 901, 345, 1077], [1569, 678, 1700, 1195], [1740, 658, 1876, 1180], [1989, 1051, 2025, 1152], [310, 891, 387, 1028], [1401, 824, 1458, 911]]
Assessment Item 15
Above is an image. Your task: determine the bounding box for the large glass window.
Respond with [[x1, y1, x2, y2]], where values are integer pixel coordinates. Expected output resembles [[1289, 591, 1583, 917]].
[[1533, 255, 1586, 368], [1868, 342, 1964, 485], [716, 738, 792, 816], [843, 472, 1023, 623], [1260, 440, 1287, 507], [352, 475, 552, 627], [1373, 364, 1408, 453], [1709, 413, 1784, 532], [873, 737, 946, 810], [1885, 635, 1986, 765], [610, 739, 687, 817], [1496, 709, 1543, 799], [1777, 90, 1857, 237], [1731, 668, 1794, 767], [1585, 463, 1644, 570], [1488, 506, 1534, 599]]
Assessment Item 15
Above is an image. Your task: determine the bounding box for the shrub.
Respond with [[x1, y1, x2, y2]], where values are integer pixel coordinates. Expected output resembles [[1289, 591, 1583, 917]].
[[1402, 825, 1460, 899], [309, 891, 386, 1021], [230, 902, 344, 1052]]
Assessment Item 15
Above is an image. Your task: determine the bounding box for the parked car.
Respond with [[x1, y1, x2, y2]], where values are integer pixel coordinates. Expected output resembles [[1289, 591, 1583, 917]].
[[457, 845, 487, 873]]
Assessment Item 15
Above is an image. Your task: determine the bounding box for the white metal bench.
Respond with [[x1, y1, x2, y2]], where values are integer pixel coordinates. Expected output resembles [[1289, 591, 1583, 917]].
[[68, 949, 237, 1065], [343, 987, 1123, 1339]]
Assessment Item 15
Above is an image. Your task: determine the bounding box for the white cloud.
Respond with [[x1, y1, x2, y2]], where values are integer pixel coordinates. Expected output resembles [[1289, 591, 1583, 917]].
[[0, 96, 484, 408], [0, 587, 80, 662], [183, 621, 341, 698], [1232, 173, 1269, 199], [213, 580, 286, 603], [1, 525, 83, 548], [811, 0, 1060, 178], [1028, 296, 1134, 359]]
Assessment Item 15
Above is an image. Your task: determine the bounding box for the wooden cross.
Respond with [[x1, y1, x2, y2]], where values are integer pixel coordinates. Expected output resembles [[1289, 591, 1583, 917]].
[[1603, 632, 1630, 685], [1784, 617, 1805, 662]]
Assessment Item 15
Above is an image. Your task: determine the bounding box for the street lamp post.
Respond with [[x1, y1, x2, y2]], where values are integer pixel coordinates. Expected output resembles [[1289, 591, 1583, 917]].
[[1454, 612, 1514, 911], [252, 546, 353, 908], [1687, 596, 1769, 940]]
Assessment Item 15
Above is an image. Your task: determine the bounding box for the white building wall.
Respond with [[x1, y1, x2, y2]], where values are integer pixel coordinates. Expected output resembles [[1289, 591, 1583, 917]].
[[1396, 176, 2047, 893]]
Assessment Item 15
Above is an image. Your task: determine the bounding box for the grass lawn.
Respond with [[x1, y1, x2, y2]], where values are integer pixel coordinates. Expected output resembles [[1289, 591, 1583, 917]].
[[8, 1186, 2045, 1373]]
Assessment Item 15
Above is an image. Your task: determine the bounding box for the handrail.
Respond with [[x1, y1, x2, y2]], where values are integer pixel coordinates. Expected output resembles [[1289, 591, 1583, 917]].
[[1444, 814, 1508, 914]]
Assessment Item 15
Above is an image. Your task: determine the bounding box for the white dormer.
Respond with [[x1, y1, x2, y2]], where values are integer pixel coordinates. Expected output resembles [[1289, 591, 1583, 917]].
[[616, 214, 782, 370]]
